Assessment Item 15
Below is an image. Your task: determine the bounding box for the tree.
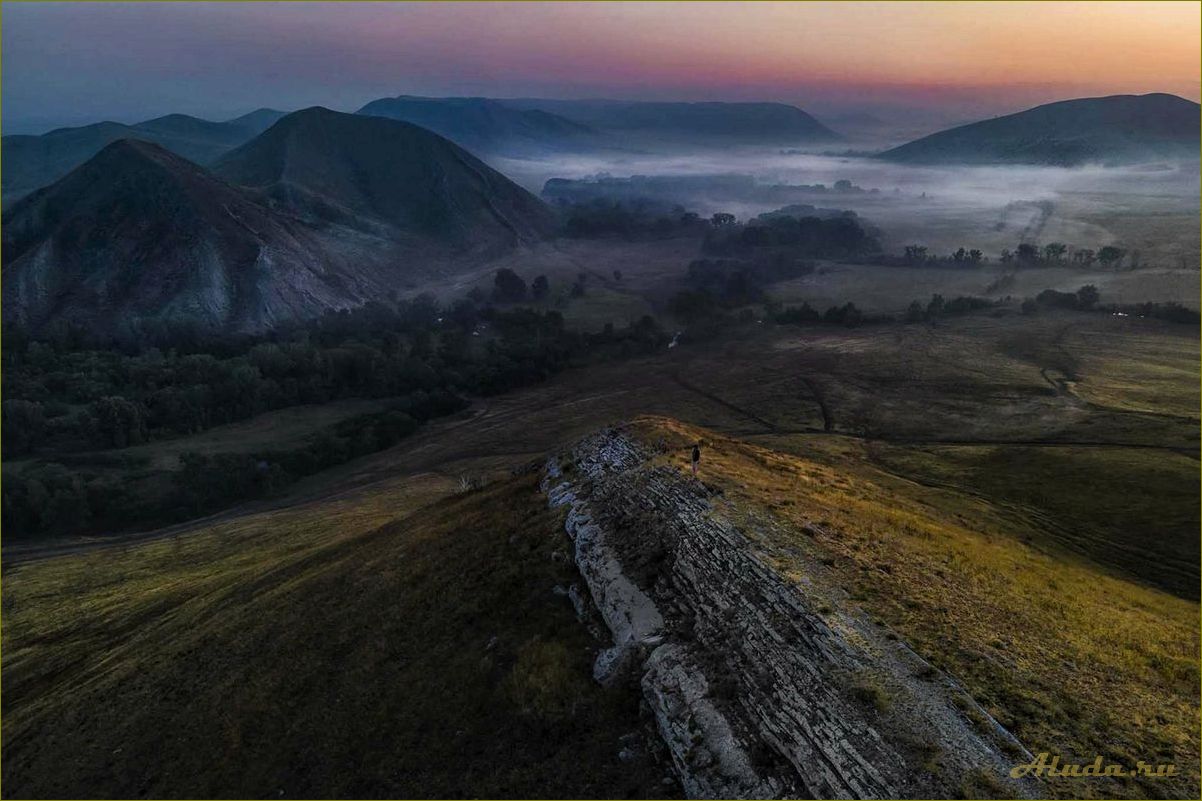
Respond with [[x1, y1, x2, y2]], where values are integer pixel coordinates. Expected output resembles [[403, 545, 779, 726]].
[[1015, 243, 1040, 264], [612, 269, 623, 282], [711, 212, 736, 227], [905, 300, 925, 322], [903, 245, 928, 264], [1097, 246, 1126, 268], [531, 275, 550, 301], [492, 269, 527, 303], [1043, 243, 1067, 263], [2, 400, 44, 456], [925, 293, 946, 318], [1076, 284, 1100, 310], [969, 249, 983, 263], [776, 303, 820, 325], [1035, 289, 1079, 309], [22, 463, 91, 533], [89, 396, 147, 448], [822, 302, 863, 327], [842, 303, 863, 327], [570, 272, 587, 298]]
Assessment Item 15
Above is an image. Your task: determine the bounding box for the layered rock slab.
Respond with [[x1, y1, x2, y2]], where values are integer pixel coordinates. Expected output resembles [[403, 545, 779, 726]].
[[543, 426, 1040, 799]]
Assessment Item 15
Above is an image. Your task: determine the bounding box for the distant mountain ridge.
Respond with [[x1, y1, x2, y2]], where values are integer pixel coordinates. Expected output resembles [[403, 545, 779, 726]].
[[503, 98, 842, 144], [4, 96, 844, 204], [1, 109, 288, 203], [355, 95, 842, 150], [356, 95, 596, 156], [879, 93, 1200, 166], [2, 108, 554, 334]]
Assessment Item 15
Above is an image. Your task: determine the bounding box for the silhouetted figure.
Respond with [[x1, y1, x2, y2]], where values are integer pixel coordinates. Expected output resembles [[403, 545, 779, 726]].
[[691, 443, 701, 477]]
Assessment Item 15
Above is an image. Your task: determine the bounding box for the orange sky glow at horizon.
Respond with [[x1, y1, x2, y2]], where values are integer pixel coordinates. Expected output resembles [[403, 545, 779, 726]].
[[451, 1, 1202, 100], [2, 1, 1198, 130]]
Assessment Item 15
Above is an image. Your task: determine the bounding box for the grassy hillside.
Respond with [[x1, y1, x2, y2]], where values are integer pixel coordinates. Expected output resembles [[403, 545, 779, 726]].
[[627, 416, 1199, 800], [865, 443, 1200, 597], [1, 472, 673, 798], [213, 107, 555, 246], [3, 309, 1195, 798], [879, 93, 1200, 166]]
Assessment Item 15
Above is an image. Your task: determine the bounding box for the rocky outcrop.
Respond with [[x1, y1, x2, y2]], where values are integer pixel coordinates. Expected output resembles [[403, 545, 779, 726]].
[[543, 427, 1040, 799]]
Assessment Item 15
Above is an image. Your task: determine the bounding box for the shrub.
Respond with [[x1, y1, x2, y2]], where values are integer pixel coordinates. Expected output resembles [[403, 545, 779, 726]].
[[492, 269, 527, 303]]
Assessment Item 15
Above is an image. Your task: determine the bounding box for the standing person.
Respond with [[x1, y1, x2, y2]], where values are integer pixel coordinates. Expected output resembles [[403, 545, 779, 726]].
[[691, 442, 701, 477]]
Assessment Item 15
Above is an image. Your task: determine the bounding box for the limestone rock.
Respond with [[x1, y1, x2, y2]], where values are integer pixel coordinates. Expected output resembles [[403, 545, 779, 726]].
[[544, 427, 1040, 800]]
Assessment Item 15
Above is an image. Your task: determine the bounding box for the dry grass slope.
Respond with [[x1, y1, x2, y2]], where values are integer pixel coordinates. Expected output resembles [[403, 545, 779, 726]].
[[1, 473, 672, 798], [627, 416, 1200, 800]]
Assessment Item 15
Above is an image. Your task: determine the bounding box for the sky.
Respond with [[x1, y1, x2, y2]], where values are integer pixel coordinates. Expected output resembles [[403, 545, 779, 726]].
[[2, 1, 1199, 133]]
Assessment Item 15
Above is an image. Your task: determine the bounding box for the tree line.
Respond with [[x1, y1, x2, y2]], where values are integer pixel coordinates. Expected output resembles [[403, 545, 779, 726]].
[[703, 213, 880, 259], [872, 242, 1130, 269], [1021, 286, 1199, 323], [2, 292, 669, 538]]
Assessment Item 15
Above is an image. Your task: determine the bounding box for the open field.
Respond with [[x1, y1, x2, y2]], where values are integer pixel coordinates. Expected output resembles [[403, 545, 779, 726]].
[[1069, 326, 1201, 416]]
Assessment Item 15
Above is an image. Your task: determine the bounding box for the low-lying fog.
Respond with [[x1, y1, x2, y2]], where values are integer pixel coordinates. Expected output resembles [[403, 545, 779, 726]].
[[496, 147, 1201, 264], [498, 147, 1200, 207]]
